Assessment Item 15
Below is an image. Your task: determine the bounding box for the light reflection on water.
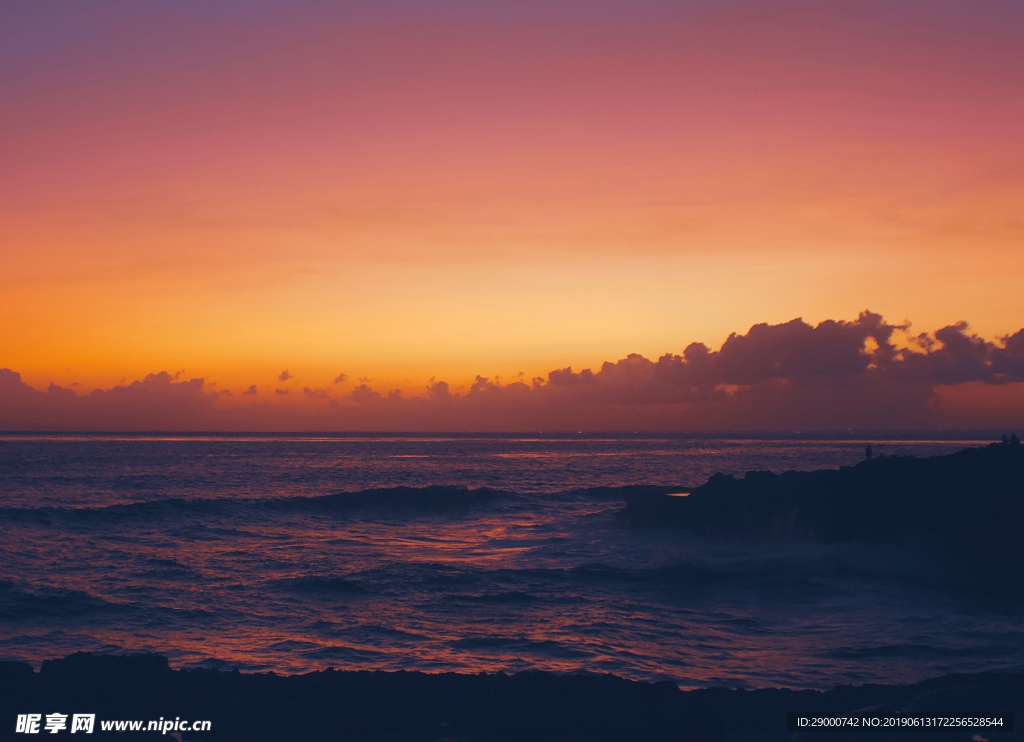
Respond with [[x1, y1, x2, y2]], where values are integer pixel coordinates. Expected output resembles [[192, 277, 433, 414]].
[[1, 434, 1021, 689]]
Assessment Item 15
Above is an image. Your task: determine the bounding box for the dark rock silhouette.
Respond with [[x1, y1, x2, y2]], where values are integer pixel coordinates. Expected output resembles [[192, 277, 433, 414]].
[[0, 652, 1019, 741], [622, 441, 1024, 591]]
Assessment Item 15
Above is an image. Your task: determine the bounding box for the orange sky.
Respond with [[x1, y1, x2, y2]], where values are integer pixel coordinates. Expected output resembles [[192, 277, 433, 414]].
[[2, 1, 1023, 402]]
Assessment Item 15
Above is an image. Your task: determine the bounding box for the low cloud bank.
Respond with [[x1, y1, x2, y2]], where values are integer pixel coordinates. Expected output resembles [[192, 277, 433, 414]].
[[2, 313, 1023, 431]]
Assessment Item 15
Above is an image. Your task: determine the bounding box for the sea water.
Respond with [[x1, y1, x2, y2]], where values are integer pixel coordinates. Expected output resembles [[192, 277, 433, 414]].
[[1, 433, 1021, 689]]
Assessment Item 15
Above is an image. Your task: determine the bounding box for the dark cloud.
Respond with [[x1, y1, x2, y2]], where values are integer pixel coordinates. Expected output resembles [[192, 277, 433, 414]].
[[994, 329, 1024, 379], [278, 370, 292, 382], [2, 313, 1023, 431], [242, 385, 258, 395], [332, 373, 348, 384], [0, 369, 224, 431], [323, 312, 1024, 430]]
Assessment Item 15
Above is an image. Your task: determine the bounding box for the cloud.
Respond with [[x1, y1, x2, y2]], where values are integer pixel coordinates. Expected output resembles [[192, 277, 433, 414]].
[[0, 369, 224, 431], [322, 312, 1024, 430], [994, 329, 1024, 378], [278, 370, 292, 382], [242, 385, 258, 395], [2, 312, 1023, 431], [332, 373, 349, 384]]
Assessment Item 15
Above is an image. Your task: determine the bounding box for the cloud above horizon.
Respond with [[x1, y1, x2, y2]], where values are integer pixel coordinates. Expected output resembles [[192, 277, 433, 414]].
[[2, 313, 1023, 432]]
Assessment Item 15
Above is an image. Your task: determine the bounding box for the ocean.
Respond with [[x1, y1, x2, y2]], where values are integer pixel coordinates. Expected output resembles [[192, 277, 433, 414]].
[[1, 433, 1021, 690]]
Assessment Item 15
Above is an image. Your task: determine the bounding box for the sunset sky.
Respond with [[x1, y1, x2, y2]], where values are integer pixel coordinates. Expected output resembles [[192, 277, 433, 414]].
[[2, 0, 1023, 429]]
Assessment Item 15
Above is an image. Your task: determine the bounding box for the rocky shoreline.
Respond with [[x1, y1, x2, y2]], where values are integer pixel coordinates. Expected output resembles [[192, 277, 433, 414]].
[[1, 653, 1021, 740], [621, 440, 1024, 591]]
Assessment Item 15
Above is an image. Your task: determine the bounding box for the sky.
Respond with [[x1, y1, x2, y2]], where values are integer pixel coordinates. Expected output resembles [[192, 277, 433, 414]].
[[2, 0, 1023, 430]]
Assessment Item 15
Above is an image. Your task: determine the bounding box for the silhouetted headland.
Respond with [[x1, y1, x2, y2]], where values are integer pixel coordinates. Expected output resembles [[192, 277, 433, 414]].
[[1, 652, 1020, 740], [623, 439, 1024, 590]]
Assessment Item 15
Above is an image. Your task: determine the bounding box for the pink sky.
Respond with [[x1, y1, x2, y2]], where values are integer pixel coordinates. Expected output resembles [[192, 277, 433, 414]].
[[2, 1, 1022, 429]]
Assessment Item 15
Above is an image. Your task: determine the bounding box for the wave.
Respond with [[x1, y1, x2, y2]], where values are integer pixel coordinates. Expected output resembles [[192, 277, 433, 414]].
[[135, 556, 198, 581], [0, 484, 703, 525], [564, 485, 690, 501], [278, 576, 373, 596], [0, 485, 519, 525], [334, 624, 430, 641], [0, 580, 115, 620], [829, 643, 1014, 660], [444, 590, 542, 604], [399, 544, 961, 597], [276, 485, 515, 513], [0, 581, 212, 622], [447, 636, 591, 659]]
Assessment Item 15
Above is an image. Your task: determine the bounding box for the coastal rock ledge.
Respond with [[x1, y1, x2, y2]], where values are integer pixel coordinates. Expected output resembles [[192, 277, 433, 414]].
[[1, 653, 1021, 741], [622, 440, 1024, 590]]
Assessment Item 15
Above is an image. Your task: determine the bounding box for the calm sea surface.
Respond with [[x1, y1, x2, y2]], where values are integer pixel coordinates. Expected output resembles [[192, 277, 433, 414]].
[[1, 433, 1021, 689]]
